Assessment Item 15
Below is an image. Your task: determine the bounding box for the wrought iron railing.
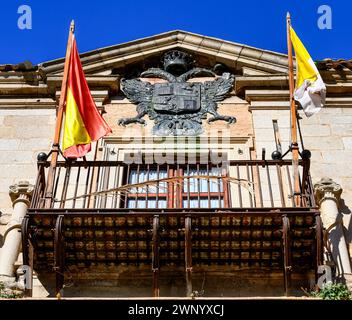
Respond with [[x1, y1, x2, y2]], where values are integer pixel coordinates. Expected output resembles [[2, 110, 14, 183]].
[[30, 159, 316, 210], [23, 159, 322, 297]]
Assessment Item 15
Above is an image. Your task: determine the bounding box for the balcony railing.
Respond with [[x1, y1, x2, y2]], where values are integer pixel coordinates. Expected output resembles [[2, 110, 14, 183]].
[[23, 158, 321, 297], [30, 159, 315, 210]]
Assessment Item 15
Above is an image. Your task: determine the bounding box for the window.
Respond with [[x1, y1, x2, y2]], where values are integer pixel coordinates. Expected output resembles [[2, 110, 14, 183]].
[[126, 168, 168, 209], [124, 164, 229, 209]]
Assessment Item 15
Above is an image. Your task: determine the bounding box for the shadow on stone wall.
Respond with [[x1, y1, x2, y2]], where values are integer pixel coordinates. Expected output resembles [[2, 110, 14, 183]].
[[340, 198, 352, 244]]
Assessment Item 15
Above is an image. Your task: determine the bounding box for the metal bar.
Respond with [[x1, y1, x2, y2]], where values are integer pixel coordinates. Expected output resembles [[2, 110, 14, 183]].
[[250, 163, 258, 208], [237, 164, 243, 208], [72, 166, 81, 209], [207, 164, 211, 208], [46, 159, 301, 168], [152, 215, 160, 297], [59, 166, 71, 209], [185, 216, 192, 297], [29, 207, 319, 215], [315, 214, 323, 273], [21, 216, 33, 297], [301, 159, 311, 207], [217, 164, 221, 208], [308, 174, 317, 207], [135, 164, 140, 209], [124, 164, 131, 208], [266, 165, 274, 207], [156, 164, 160, 209], [100, 160, 110, 209], [246, 164, 253, 207], [82, 166, 91, 209], [52, 166, 61, 208], [92, 165, 101, 208], [146, 164, 150, 208], [282, 215, 292, 297], [298, 169, 303, 207], [177, 166, 183, 208], [187, 164, 191, 209], [113, 163, 121, 208], [276, 164, 286, 207], [36, 164, 47, 208], [167, 165, 173, 208], [54, 215, 65, 297], [30, 170, 41, 208], [21, 217, 30, 267], [256, 164, 264, 207], [286, 166, 294, 207], [197, 163, 201, 208], [222, 166, 230, 208]]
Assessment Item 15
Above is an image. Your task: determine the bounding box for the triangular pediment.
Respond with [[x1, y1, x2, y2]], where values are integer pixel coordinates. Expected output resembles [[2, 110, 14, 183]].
[[40, 30, 289, 77]]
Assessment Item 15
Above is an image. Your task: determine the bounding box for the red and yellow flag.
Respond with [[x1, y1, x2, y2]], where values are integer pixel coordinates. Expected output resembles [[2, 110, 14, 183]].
[[62, 37, 112, 158]]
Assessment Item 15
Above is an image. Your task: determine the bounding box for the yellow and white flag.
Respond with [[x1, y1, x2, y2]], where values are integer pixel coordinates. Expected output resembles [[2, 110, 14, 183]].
[[290, 26, 326, 117]]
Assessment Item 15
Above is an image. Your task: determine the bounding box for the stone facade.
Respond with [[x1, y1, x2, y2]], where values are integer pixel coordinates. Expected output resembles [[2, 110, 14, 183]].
[[0, 30, 351, 296]]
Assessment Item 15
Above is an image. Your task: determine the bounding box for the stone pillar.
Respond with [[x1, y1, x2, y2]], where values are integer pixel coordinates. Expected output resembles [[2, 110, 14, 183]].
[[0, 181, 33, 279], [314, 177, 352, 279]]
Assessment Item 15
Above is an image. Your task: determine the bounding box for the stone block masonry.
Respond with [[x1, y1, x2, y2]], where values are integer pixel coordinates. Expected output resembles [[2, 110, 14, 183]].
[[0, 109, 54, 216]]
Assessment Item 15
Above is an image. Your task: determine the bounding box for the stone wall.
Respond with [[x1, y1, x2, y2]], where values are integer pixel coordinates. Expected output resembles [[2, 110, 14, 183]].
[[0, 109, 54, 217], [251, 106, 352, 245]]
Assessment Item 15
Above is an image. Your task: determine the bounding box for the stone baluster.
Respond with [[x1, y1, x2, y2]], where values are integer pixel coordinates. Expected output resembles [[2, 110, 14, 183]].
[[314, 177, 352, 280], [0, 181, 33, 281]]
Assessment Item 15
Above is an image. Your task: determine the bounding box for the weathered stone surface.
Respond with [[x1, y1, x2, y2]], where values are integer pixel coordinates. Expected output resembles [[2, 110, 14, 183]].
[[319, 114, 352, 125], [13, 125, 53, 139], [331, 124, 352, 136], [3, 115, 55, 126], [342, 137, 352, 150], [0, 151, 33, 164], [19, 139, 51, 151], [322, 151, 352, 163], [0, 139, 21, 151], [301, 124, 331, 137], [304, 136, 344, 150]]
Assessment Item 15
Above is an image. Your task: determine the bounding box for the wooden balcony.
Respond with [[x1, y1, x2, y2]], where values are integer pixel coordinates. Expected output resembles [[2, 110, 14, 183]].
[[22, 159, 323, 297]]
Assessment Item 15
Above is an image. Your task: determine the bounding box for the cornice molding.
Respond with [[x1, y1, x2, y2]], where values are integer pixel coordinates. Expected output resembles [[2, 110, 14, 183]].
[[39, 30, 290, 75]]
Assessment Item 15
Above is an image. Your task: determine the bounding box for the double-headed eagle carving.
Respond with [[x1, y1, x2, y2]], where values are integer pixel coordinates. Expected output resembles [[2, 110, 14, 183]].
[[118, 50, 236, 136]]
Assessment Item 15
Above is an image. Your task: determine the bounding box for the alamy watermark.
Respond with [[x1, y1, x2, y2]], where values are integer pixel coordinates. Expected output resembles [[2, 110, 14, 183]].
[[317, 5, 332, 30], [317, 265, 333, 289], [17, 5, 32, 30], [17, 4, 332, 31], [17, 265, 32, 290]]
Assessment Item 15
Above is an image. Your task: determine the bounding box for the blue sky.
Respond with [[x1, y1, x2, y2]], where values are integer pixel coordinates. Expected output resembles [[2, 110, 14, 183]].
[[0, 0, 350, 64]]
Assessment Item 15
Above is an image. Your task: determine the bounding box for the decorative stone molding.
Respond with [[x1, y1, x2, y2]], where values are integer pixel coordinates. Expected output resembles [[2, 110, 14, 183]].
[[40, 30, 290, 75], [314, 177, 342, 207], [9, 181, 34, 207]]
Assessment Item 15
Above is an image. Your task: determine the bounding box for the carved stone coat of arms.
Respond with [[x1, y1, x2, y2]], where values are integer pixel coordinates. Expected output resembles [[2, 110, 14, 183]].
[[118, 50, 236, 136]]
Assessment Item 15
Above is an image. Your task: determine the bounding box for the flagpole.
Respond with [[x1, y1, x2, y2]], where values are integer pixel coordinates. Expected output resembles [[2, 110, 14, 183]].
[[286, 12, 301, 207], [44, 20, 75, 208]]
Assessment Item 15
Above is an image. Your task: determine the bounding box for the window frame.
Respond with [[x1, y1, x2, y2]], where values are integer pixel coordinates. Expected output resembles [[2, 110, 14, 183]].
[[124, 163, 229, 209]]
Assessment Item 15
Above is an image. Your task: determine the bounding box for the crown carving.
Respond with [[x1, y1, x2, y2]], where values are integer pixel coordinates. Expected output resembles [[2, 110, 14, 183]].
[[162, 50, 194, 75]]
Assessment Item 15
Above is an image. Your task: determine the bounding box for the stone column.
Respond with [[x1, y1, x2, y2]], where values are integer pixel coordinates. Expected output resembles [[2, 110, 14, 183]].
[[314, 177, 352, 279], [0, 181, 33, 280]]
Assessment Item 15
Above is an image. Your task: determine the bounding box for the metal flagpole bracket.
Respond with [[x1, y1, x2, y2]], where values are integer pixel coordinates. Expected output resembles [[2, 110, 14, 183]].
[[46, 143, 68, 162]]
